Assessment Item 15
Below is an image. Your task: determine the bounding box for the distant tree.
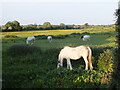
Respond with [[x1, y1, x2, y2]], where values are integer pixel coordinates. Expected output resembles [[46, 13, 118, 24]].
[[66, 25, 74, 29], [12, 20, 20, 26], [37, 25, 43, 30], [52, 25, 60, 29], [8, 26, 13, 30], [83, 23, 89, 28], [22, 25, 28, 30], [73, 25, 81, 29], [60, 23, 67, 29], [1, 25, 7, 30], [36, 25, 40, 29], [12, 20, 22, 30], [5, 21, 13, 29], [42, 22, 52, 30], [28, 24, 37, 30], [4, 20, 22, 31], [22, 24, 38, 30]]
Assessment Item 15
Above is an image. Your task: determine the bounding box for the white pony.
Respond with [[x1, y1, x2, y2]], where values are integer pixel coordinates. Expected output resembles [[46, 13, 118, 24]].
[[26, 36, 35, 45], [57, 46, 93, 70], [81, 35, 90, 41], [47, 36, 52, 42]]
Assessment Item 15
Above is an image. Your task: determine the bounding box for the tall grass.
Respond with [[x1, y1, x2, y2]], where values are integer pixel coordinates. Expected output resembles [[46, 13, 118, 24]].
[[2, 44, 114, 88], [2, 28, 116, 88], [7, 44, 42, 56]]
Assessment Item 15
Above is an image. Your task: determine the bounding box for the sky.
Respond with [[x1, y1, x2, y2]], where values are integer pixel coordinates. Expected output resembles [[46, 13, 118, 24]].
[[0, 0, 119, 25]]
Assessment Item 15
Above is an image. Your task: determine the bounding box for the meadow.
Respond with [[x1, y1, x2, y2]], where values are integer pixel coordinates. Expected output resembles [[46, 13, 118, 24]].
[[2, 28, 117, 88]]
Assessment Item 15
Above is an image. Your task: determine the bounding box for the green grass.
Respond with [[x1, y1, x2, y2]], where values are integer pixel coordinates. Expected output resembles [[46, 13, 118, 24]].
[[2, 46, 113, 88], [2, 32, 116, 51], [2, 28, 117, 88]]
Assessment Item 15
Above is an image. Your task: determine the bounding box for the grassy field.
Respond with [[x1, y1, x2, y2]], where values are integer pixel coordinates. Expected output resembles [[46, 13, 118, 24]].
[[2, 28, 117, 88], [1, 28, 115, 38], [1, 28, 116, 49]]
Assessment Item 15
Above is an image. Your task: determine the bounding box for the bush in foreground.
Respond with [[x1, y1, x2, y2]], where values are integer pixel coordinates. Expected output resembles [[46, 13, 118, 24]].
[[97, 49, 114, 73]]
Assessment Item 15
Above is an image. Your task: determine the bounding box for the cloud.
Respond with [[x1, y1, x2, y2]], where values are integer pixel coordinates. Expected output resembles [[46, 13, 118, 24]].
[[1, 0, 119, 3]]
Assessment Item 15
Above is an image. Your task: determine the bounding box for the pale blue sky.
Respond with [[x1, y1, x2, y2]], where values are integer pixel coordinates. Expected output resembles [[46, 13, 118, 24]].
[[1, 0, 119, 25]]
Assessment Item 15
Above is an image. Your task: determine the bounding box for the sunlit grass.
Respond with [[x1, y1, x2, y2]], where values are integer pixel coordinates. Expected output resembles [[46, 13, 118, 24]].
[[2, 27, 116, 88], [1, 28, 115, 39], [106, 36, 116, 42], [93, 42, 117, 48]]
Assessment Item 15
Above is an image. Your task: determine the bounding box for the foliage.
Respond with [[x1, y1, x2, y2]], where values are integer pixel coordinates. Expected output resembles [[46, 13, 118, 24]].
[[2, 45, 114, 88], [22, 24, 38, 30], [82, 23, 89, 28], [3, 20, 22, 31], [97, 49, 113, 73], [60, 23, 67, 29], [2, 28, 116, 88], [1, 20, 115, 31], [42, 22, 53, 30], [111, 6, 120, 88]]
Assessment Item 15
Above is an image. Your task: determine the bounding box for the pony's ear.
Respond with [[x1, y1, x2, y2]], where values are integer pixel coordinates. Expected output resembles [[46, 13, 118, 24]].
[[81, 36, 83, 39]]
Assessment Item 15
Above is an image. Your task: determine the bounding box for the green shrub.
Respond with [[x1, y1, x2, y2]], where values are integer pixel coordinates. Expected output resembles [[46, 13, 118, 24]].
[[97, 49, 113, 72], [73, 70, 101, 88]]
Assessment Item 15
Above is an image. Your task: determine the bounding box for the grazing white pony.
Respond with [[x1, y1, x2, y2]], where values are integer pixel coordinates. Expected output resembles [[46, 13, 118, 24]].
[[26, 36, 35, 45], [47, 36, 52, 42], [57, 46, 93, 70], [81, 35, 90, 41]]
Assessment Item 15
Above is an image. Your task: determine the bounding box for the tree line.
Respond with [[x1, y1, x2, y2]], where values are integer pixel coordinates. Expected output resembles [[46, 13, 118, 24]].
[[1, 20, 115, 32]]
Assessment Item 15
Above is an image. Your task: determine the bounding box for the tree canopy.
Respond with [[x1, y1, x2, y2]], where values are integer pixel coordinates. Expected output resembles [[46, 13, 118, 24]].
[[42, 22, 52, 30], [3, 20, 22, 31]]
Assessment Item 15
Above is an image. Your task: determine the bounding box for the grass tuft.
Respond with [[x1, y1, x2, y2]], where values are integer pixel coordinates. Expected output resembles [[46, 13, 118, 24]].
[[7, 44, 42, 56]]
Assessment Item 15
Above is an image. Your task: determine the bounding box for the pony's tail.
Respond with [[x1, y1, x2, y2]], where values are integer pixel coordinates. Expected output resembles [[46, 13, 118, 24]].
[[87, 46, 93, 70]]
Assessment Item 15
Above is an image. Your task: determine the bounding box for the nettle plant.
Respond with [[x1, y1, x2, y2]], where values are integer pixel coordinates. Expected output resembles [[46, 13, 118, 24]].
[[97, 49, 114, 73]]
